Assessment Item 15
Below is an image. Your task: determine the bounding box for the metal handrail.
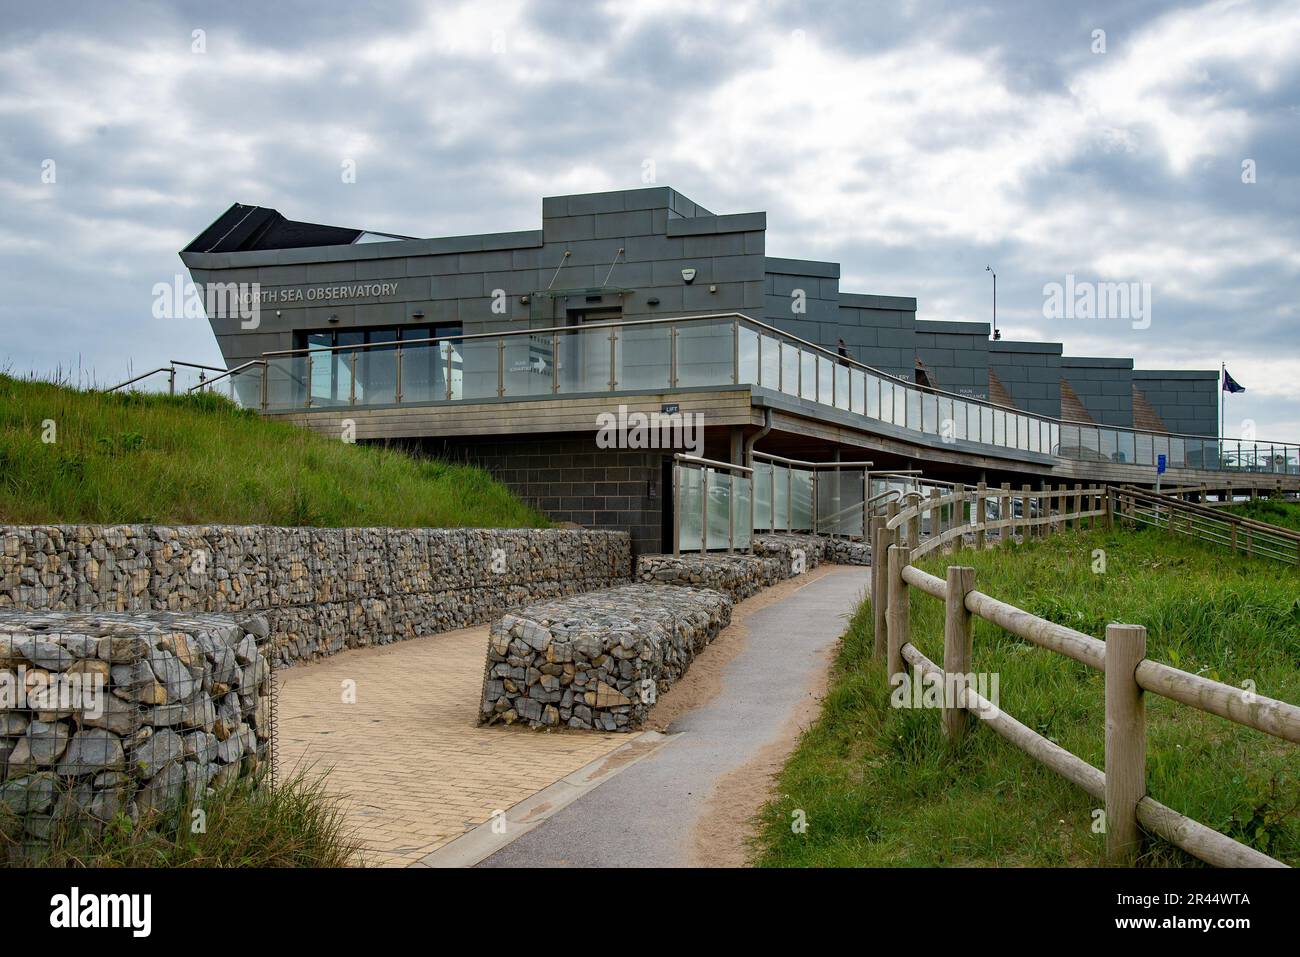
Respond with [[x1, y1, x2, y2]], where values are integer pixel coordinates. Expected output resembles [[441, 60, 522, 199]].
[[752, 451, 874, 469], [673, 453, 753, 475], [186, 359, 267, 393], [106, 366, 176, 393]]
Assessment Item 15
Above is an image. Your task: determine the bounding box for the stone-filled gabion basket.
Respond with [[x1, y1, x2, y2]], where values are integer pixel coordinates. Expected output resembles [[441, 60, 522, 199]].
[[0, 525, 632, 667], [480, 584, 732, 731], [0, 610, 273, 855], [635, 554, 791, 602]]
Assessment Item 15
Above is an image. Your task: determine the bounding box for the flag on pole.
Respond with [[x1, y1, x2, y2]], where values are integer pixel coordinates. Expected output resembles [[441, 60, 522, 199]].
[[1222, 368, 1246, 393]]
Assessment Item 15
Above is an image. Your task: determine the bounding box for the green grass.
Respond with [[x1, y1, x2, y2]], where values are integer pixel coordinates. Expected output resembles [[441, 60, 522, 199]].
[[0, 375, 547, 528], [754, 526, 1300, 867], [1226, 498, 1300, 534], [1, 766, 363, 867]]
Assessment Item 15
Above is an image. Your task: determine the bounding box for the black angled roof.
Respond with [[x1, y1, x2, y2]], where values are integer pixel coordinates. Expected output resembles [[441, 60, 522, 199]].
[[183, 203, 364, 253]]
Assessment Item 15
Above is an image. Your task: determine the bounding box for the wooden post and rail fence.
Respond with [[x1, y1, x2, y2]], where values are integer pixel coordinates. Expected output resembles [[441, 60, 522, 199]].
[[1113, 484, 1300, 566], [874, 482, 1300, 867]]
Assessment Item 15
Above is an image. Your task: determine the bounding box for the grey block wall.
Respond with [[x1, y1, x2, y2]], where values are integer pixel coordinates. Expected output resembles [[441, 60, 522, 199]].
[[914, 319, 989, 400], [836, 293, 917, 382], [1060, 356, 1134, 428], [989, 340, 1063, 418], [433, 435, 666, 556], [1133, 371, 1219, 437], [185, 187, 769, 375]]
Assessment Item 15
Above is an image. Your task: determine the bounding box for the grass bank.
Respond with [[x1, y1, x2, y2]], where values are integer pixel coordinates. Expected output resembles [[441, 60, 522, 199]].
[[754, 526, 1300, 867], [1227, 498, 1300, 535], [0, 375, 546, 528]]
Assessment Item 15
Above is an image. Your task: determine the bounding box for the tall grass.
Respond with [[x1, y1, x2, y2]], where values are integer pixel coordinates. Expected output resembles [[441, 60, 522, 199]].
[[0, 375, 547, 528], [1, 766, 362, 868], [754, 526, 1300, 867], [1227, 498, 1300, 534]]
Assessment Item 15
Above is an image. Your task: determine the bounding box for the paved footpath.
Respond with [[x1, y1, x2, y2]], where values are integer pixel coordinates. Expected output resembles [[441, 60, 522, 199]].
[[479, 565, 869, 867], [275, 625, 628, 867]]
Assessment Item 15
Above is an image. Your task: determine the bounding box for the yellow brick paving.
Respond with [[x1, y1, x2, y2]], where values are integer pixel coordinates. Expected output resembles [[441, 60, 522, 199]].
[[274, 625, 629, 867]]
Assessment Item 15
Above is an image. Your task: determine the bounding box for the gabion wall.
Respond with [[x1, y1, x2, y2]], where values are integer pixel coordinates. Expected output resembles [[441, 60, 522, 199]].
[[0, 611, 271, 855], [1, 526, 632, 665]]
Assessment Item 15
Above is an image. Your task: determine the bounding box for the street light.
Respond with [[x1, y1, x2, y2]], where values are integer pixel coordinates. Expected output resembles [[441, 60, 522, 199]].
[[985, 265, 1000, 340]]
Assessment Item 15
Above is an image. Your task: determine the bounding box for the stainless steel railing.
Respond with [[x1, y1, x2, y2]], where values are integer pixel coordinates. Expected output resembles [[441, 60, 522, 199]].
[[238, 311, 1298, 476]]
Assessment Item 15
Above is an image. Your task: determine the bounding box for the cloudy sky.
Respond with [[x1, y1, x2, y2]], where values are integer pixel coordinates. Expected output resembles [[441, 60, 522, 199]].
[[2, 0, 1297, 439]]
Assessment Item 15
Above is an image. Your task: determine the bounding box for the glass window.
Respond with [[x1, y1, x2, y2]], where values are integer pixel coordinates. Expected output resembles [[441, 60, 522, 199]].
[[851, 368, 865, 415], [866, 374, 880, 419]]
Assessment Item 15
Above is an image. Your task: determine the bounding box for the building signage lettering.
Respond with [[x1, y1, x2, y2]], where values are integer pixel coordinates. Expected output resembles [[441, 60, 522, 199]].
[[252, 281, 400, 304]]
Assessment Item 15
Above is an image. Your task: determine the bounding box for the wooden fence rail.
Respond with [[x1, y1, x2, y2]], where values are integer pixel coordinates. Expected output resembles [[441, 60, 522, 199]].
[[875, 482, 1299, 867], [1114, 485, 1300, 566]]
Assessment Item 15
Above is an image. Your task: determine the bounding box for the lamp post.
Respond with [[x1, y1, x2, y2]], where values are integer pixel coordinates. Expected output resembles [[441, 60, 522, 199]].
[[985, 265, 1000, 340]]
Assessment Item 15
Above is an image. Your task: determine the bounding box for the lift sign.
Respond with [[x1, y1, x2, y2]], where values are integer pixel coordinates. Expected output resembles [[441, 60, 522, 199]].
[[1157, 454, 1167, 474]]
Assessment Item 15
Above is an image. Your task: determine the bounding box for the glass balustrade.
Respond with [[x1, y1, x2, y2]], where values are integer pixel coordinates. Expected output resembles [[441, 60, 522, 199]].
[[616, 323, 671, 391], [675, 318, 734, 388], [253, 315, 1297, 475], [673, 461, 753, 553]]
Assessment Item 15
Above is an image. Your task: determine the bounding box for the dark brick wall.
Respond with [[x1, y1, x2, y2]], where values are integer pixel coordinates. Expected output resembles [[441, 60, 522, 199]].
[[429, 435, 666, 556]]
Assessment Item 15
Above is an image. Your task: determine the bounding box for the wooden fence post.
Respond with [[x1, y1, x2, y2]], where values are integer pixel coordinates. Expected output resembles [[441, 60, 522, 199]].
[[1072, 483, 1082, 529], [951, 483, 965, 553], [1021, 483, 1032, 541], [928, 487, 941, 546], [1000, 483, 1012, 547], [1104, 486, 1114, 530], [1057, 483, 1068, 534], [871, 516, 887, 660], [943, 565, 976, 742], [975, 482, 987, 550], [1105, 623, 1147, 865], [886, 544, 910, 682]]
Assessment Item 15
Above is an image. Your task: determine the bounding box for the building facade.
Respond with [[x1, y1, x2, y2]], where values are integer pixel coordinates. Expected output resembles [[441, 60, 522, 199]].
[[182, 186, 1218, 435]]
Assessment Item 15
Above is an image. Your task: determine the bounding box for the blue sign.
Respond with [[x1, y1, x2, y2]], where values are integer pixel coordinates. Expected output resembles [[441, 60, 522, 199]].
[[1157, 454, 1167, 474]]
